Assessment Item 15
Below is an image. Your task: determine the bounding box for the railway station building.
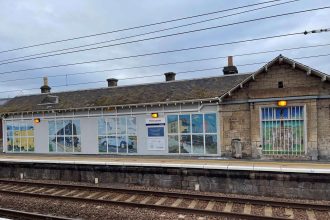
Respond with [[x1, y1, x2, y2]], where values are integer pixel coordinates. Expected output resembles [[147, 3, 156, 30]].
[[1, 54, 330, 160]]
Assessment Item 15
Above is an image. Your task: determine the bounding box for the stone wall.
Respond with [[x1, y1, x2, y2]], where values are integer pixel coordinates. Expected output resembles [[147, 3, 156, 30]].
[[219, 103, 251, 157], [317, 99, 330, 159], [219, 62, 330, 160], [0, 162, 329, 200]]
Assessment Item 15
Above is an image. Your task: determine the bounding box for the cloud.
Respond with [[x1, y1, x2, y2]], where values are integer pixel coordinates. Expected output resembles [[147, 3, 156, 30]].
[[0, 0, 329, 97]]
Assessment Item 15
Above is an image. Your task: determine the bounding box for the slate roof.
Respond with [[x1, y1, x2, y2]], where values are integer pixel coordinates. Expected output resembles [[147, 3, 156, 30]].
[[0, 73, 251, 113]]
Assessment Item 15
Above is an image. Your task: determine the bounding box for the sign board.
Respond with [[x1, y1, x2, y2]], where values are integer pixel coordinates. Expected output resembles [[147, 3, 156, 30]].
[[146, 118, 165, 126], [147, 137, 165, 150], [148, 127, 164, 137], [146, 117, 165, 150]]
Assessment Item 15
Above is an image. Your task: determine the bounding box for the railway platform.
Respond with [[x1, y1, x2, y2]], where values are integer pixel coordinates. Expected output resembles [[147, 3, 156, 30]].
[[0, 154, 329, 200], [0, 154, 329, 174]]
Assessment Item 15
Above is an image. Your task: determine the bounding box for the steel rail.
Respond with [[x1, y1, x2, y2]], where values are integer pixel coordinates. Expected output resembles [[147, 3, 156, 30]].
[[0, 187, 287, 220], [0, 207, 76, 220], [0, 179, 328, 212]]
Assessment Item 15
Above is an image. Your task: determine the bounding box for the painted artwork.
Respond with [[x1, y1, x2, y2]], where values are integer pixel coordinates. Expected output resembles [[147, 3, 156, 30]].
[[48, 120, 81, 152], [6, 121, 34, 152], [262, 107, 304, 155], [98, 116, 137, 154], [167, 113, 218, 154]]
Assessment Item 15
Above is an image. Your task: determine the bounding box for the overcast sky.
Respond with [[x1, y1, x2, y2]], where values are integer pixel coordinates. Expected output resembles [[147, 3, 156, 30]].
[[0, 0, 329, 98]]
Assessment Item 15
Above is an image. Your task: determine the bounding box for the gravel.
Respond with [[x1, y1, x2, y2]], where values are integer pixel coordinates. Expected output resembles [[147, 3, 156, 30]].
[[0, 193, 229, 220], [0, 178, 328, 219], [4, 178, 328, 207], [250, 205, 264, 216], [272, 207, 286, 218], [315, 210, 330, 220], [292, 208, 308, 220]]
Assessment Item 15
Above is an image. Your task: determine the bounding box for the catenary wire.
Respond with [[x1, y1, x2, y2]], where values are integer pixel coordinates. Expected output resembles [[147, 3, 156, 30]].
[[1, 52, 329, 95], [0, 0, 301, 63], [1, 5, 328, 66], [0, 28, 328, 75], [0, 42, 329, 84], [0, 0, 293, 54]]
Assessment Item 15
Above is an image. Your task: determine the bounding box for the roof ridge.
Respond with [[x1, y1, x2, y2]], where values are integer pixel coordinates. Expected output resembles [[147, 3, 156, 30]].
[[12, 73, 252, 98]]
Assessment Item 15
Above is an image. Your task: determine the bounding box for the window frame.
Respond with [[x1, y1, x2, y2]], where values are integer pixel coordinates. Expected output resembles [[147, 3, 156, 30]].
[[48, 118, 81, 153], [166, 112, 219, 155], [259, 104, 307, 155], [6, 119, 35, 153], [97, 116, 137, 154]]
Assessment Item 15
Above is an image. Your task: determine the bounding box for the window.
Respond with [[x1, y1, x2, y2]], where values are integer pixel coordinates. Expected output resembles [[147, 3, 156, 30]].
[[48, 119, 81, 152], [98, 116, 137, 153], [167, 113, 218, 154], [278, 81, 284, 88], [261, 106, 305, 155], [6, 120, 34, 152]]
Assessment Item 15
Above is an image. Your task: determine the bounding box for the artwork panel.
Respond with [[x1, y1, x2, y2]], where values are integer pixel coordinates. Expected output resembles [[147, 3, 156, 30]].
[[127, 117, 137, 135], [65, 137, 73, 152], [204, 113, 217, 133], [98, 118, 106, 135], [6, 123, 13, 137], [106, 118, 116, 135], [13, 137, 20, 152], [117, 136, 127, 153], [192, 114, 203, 133], [56, 136, 65, 152], [73, 120, 81, 135], [56, 121, 65, 135], [192, 135, 204, 154], [180, 135, 191, 153], [107, 136, 117, 153], [128, 136, 137, 153], [205, 134, 217, 154], [20, 123, 27, 137], [98, 136, 107, 153], [117, 117, 126, 135], [167, 115, 178, 133], [7, 136, 13, 152], [20, 137, 28, 152], [49, 136, 56, 152], [64, 120, 73, 135], [49, 121, 56, 136], [179, 115, 190, 133], [168, 135, 179, 153]]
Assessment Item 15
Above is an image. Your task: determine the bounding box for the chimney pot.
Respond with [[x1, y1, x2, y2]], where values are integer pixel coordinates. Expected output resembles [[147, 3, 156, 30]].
[[107, 78, 118, 87], [40, 76, 51, 93], [223, 56, 238, 75], [228, 56, 233, 66], [164, 72, 176, 81]]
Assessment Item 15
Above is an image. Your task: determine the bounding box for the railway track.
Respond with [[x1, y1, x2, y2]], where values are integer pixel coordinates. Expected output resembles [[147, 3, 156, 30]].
[[0, 179, 328, 220], [0, 207, 76, 220]]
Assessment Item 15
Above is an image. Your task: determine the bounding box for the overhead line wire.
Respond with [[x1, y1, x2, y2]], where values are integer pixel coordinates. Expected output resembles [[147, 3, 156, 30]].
[[0, 0, 301, 63], [1, 52, 329, 95], [0, 42, 329, 84], [0, 28, 328, 75], [0, 0, 290, 54], [1, 5, 328, 66]]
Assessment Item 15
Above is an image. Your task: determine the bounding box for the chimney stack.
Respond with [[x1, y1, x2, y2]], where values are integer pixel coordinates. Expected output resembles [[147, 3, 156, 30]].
[[164, 72, 176, 81], [40, 77, 51, 93], [223, 56, 238, 75], [107, 78, 118, 87]]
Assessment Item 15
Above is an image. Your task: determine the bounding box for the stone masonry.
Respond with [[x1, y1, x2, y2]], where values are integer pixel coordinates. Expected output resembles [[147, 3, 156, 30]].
[[0, 162, 329, 200], [220, 62, 330, 160]]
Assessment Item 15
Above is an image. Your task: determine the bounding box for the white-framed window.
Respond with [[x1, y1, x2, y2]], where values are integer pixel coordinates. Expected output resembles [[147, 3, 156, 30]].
[[6, 120, 35, 152], [48, 119, 81, 152], [261, 106, 305, 155], [167, 113, 218, 154], [98, 116, 137, 154]]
